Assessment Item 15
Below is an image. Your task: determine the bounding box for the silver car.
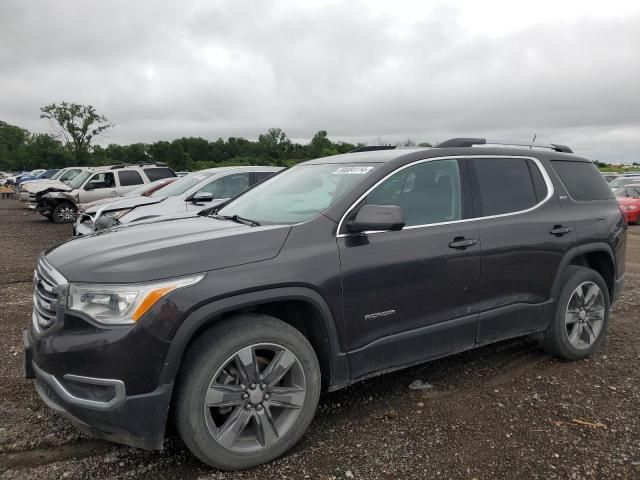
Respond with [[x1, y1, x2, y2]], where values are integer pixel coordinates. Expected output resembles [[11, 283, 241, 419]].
[[74, 166, 282, 236]]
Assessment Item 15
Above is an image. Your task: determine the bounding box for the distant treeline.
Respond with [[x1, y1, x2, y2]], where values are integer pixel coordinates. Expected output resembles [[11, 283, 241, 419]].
[[0, 120, 386, 172]]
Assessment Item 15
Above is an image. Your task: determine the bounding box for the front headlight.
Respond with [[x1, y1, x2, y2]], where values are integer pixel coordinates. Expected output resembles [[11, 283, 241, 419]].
[[68, 273, 205, 325]]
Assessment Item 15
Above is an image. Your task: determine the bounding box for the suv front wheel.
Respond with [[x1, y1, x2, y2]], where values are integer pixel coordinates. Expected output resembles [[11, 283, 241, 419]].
[[175, 314, 321, 470], [542, 266, 610, 360], [52, 201, 77, 224]]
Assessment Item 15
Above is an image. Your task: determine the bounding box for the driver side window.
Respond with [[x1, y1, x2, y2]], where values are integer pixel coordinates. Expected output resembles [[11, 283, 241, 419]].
[[85, 172, 115, 190], [363, 160, 462, 227]]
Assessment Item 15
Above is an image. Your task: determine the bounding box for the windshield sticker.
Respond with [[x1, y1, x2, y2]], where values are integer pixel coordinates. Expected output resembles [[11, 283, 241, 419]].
[[332, 166, 374, 175]]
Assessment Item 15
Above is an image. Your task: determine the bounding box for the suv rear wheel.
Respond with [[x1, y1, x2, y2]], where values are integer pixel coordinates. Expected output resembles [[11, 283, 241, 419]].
[[52, 202, 77, 224], [542, 266, 610, 360], [175, 314, 321, 470]]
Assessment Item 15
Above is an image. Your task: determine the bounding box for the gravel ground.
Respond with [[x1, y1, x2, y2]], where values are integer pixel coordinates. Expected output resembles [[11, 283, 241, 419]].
[[1, 199, 639, 479]]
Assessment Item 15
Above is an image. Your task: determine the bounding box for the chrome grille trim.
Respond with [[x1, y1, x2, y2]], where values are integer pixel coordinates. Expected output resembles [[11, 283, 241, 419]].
[[32, 257, 67, 332]]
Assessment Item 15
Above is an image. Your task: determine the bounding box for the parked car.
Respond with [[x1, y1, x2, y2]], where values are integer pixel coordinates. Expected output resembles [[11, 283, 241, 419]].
[[35, 164, 177, 223], [609, 175, 640, 188], [73, 178, 178, 233], [7, 169, 45, 185], [73, 166, 282, 235], [17, 168, 60, 186], [79, 177, 178, 211], [22, 167, 88, 206], [612, 184, 640, 224], [25, 139, 625, 470], [18, 169, 65, 201]]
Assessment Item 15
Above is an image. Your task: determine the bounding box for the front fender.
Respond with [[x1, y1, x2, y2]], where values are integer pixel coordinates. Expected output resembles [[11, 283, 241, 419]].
[[148, 287, 350, 391], [43, 191, 76, 203]]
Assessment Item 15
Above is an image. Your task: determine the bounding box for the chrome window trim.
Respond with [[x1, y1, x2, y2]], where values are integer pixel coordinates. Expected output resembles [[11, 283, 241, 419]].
[[336, 155, 554, 238]]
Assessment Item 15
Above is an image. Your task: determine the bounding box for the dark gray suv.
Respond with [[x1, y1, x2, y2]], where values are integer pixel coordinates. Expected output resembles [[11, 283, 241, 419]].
[[24, 139, 626, 470]]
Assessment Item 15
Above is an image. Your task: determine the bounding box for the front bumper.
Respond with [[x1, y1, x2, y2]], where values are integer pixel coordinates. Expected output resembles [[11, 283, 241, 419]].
[[24, 328, 172, 450]]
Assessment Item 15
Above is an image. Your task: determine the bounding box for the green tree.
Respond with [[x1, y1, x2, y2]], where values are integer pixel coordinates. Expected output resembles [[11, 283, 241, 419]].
[[258, 128, 292, 162], [40, 102, 114, 161]]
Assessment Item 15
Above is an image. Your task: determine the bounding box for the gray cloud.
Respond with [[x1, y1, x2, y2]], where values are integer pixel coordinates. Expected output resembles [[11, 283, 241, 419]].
[[1, 0, 639, 162]]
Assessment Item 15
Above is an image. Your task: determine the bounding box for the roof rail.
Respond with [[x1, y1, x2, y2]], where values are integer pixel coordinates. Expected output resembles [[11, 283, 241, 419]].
[[436, 137, 573, 154], [108, 162, 168, 170], [350, 145, 397, 153]]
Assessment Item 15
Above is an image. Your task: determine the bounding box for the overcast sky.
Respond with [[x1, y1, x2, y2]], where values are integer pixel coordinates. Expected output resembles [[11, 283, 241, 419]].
[[1, 0, 639, 162]]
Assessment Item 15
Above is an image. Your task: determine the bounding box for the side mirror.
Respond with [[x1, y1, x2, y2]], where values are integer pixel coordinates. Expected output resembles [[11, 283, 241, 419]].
[[347, 204, 405, 233], [84, 183, 95, 191], [190, 191, 214, 203]]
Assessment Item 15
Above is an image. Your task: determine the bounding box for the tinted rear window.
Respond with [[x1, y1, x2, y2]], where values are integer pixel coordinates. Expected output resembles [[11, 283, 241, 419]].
[[473, 158, 539, 216], [118, 170, 144, 186], [144, 167, 176, 181], [551, 161, 614, 201]]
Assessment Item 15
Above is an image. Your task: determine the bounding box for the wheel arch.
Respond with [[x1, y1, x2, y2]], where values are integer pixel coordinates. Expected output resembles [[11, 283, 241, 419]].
[[158, 287, 350, 392], [551, 243, 616, 301]]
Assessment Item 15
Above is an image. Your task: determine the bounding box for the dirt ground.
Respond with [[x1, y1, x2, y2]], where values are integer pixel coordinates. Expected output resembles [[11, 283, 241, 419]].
[[0, 199, 639, 480]]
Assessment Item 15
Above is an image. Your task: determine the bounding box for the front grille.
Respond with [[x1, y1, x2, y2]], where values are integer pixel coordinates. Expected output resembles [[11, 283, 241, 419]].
[[33, 258, 66, 331]]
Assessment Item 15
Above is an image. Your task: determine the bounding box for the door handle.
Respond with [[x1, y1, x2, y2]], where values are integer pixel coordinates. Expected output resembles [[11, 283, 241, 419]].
[[549, 225, 572, 236], [448, 237, 478, 250]]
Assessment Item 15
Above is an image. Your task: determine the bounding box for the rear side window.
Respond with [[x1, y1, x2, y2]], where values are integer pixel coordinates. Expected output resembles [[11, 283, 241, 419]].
[[144, 167, 176, 181], [551, 161, 614, 201], [472, 158, 539, 216], [118, 170, 144, 186]]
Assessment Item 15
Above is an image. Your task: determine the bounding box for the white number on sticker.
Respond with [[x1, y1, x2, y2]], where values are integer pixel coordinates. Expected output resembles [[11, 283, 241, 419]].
[[332, 166, 374, 175]]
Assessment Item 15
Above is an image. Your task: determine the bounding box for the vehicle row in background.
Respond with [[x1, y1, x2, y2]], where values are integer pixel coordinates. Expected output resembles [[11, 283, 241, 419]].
[[73, 166, 282, 235]]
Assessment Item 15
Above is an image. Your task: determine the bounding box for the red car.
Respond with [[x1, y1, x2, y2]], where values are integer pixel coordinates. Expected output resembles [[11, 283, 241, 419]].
[[613, 184, 640, 224]]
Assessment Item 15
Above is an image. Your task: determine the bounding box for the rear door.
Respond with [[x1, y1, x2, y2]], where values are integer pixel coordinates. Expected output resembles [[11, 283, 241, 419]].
[[468, 156, 576, 343]]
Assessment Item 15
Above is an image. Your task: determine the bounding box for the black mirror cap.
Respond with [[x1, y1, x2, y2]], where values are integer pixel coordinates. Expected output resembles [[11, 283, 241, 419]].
[[347, 204, 405, 233]]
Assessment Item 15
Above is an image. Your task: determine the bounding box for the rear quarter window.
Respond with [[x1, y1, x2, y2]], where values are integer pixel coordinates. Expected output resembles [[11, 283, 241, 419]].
[[551, 160, 614, 201]]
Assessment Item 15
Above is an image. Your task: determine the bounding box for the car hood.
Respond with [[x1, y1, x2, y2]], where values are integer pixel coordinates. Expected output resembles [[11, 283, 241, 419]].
[[46, 216, 292, 283], [28, 180, 71, 193], [83, 195, 165, 213]]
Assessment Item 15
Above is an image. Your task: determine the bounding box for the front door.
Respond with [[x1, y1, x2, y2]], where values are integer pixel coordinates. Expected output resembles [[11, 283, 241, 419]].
[[338, 158, 481, 379], [80, 172, 117, 203]]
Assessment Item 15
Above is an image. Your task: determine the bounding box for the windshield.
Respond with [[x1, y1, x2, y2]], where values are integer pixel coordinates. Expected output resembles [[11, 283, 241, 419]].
[[68, 171, 92, 189], [150, 171, 215, 198], [218, 163, 380, 224]]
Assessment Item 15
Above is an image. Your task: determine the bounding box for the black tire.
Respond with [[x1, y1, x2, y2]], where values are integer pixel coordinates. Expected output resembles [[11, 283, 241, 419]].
[[52, 202, 77, 224], [174, 314, 321, 470], [542, 266, 610, 360]]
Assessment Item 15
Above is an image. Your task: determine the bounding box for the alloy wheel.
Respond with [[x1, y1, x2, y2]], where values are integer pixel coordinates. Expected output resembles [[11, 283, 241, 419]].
[[565, 281, 605, 349], [57, 206, 76, 222], [203, 343, 306, 453]]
